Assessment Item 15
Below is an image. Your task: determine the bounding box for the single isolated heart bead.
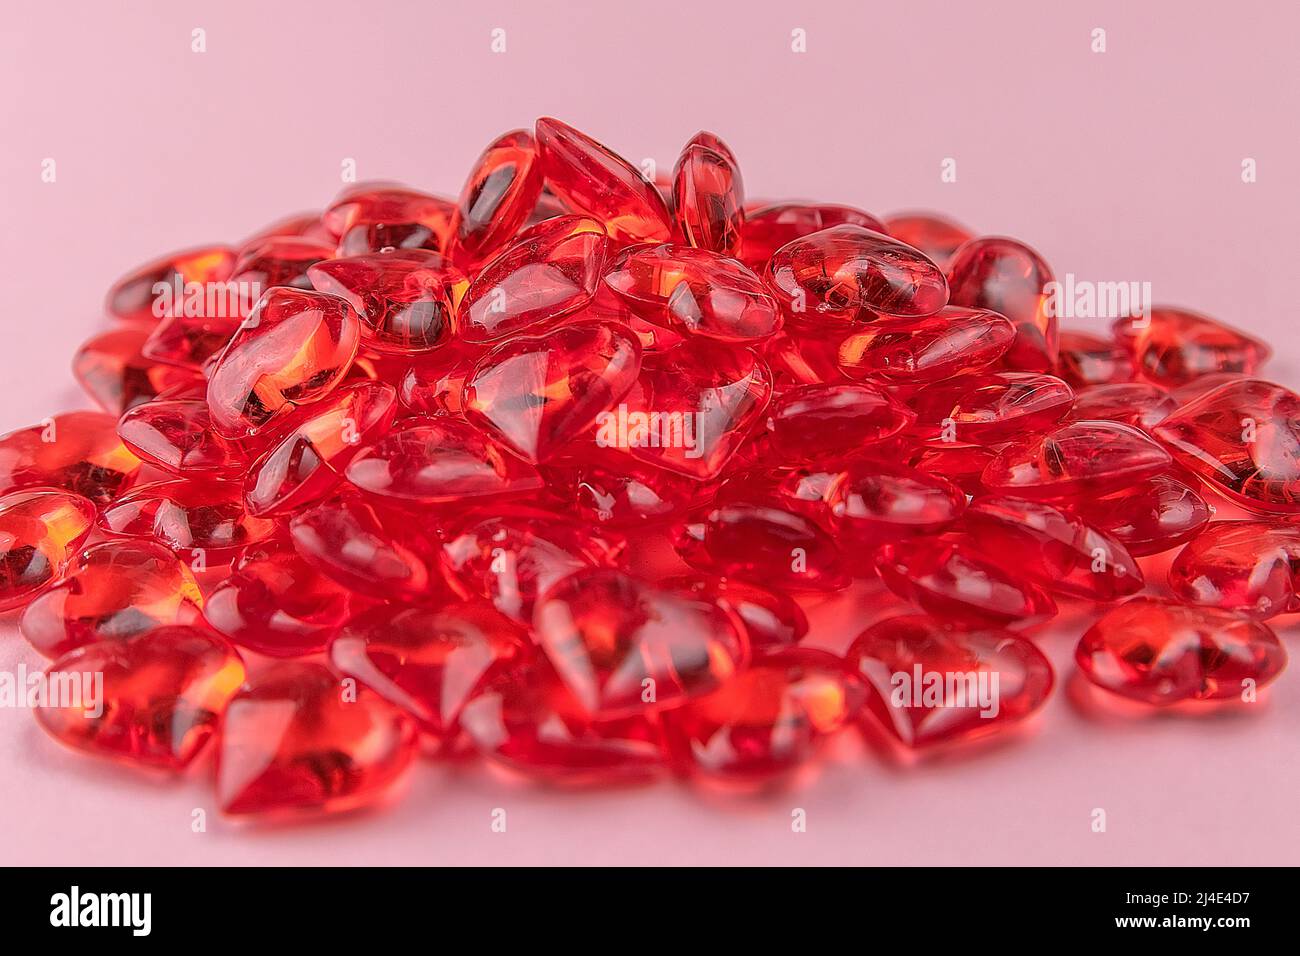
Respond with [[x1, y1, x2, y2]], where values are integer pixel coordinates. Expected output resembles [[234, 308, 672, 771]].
[[618, 340, 772, 479], [1113, 307, 1270, 386], [739, 203, 886, 271], [1056, 329, 1134, 387], [660, 574, 808, 652], [1153, 378, 1300, 513], [289, 491, 445, 602], [880, 212, 973, 269], [983, 420, 1172, 499], [660, 648, 866, 781], [766, 224, 949, 320], [964, 496, 1143, 600], [672, 133, 745, 255], [205, 288, 361, 439], [459, 654, 664, 783], [73, 324, 200, 414], [345, 417, 544, 506], [1072, 474, 1211, 556], [946, 236, 1056, 371], [535, 117, 672, 245], [106, 245, 236, 323], [35, 626, 245, 770], [875, 535, 1057, 628], [204, 542, 359, 657], [117, 399, 243, 477], [441, 510, 623, 625], [458, 215, 609, 343], [243, 381, 398, 516], [307, 249, 466, 354], [0, 411, 142, 504], [447, 129, 544, 268], [21, 540, 205, 658], [322, 184, 455, 256], [676, 500, 850, 591], [533, 568, 747, 719], [908, 372, 1074, 444], [216, 662, 418, 818], [1167, 520, 1300, 619], [463, 320, 642, 463], [603, 244, 780, 342], [847, 615, 1053, 749], [826, 463, 966, 547], [836, 307, 1016, 383], [1075, 598, 1287, 704], [0, 489, 97, 611], [765, 383, 915, 463], [329, 602, 529, 743], [100, 478, 278, 557]]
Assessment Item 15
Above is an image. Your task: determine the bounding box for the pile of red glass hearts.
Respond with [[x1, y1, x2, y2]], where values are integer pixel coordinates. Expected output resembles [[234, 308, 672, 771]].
[[0, 117, 1290, 820]]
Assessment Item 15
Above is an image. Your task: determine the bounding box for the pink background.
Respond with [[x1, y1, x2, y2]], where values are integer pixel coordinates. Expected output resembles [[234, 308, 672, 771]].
[[2, 0, 1298, 865]]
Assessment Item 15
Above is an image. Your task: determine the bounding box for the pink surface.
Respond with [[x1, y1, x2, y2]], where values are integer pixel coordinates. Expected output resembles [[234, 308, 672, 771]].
[[2, 0, 1299, 865]]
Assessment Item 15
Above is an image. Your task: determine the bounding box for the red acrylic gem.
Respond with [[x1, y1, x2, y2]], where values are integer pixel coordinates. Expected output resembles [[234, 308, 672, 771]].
[[142, 313, 239, 371], [459, 654, 664, 783], [603, 244, 780, 342], [908, 443, 996, 496], [216, 661, 418, 817], [117, 398, 243, 477], [672, 132, 744, 255], [289, 492, 443, 602], [533, 568, 746, 718], [448, 129, 544, 269], [244, 381, 397, 515], [463, 320, 642, 463], [100, 478, 278, 557], [204, 542, 358, 657], [740, 203, 886, 271], [964, 495, 1143, 600], [35, 626, 245, 770], [307, 249, 466, 354], [766, 224, 949, 320], [908, 371, 1074, 444], [1114, 307, 1270, 387], [322, 184, 455, 256], [1075, 598, 1287, 704], [826, 463, 966, 547], [229, 236, 336, 293], [1067, 382, 1175, 431], [983, 420, 1172, 499], [560, 456, 706, 529], [106, 246, 236, 323], [881, 213, 973, 269], [1056, 329, 1133, 387], [1153, 378, 1300, 513], [0, 411, 142, 505], [441, 510, 623, 625], [660, 647, 865, 780], [458, 215, 609, 343], [847, 615, 1053, 748], [1073, 474, 1211, 556], [619, 340, 772, 479], [875, 535, 1057, 628], [329, 602, 528, 743], [946, 236, 1056, 371], [73, 324, 200, 414], [676, 501, 850, 592], [0, 489, 96, 612], [1167, 520, 1300, 619], [836, 307, 1016, 383], [240, 212, 332, 249], [397, 344, 481, 417], [21, 540, 205, 658], [535, 117, 672, 245], [205, 288, 362, 438], [661, 574, 808, 652], [766, 383, 914, 463]]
